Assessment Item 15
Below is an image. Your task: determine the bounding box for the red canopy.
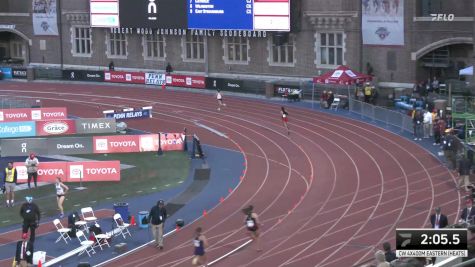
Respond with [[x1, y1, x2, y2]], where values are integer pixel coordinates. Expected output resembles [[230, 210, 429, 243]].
[[313, 65, 372, 85]]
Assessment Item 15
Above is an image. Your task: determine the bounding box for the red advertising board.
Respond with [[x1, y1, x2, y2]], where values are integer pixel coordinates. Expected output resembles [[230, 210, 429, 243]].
[[36, 119, 77, 136], [160, 133, 184, 151], [93, 135, 141, 153], [104, 71, 145, 84], [0, 107, 68, 122], [14, 161, 120, 182], [165, 74, 206, 89]]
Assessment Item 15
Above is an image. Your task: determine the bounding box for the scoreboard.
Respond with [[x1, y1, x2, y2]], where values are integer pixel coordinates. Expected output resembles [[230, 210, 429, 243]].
[[90, 0, 290, 31]]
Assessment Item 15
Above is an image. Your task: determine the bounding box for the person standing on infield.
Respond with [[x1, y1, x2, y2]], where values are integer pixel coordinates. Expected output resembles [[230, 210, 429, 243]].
[[15, 233, 33, 267], [216, 89, 226, 111], [148, 200, 167, 249], [191, 227, 209, 266], [281, 107, 290, 135], [55, 177, 69, 218], [243, 205, 262, 251], [20, 196, 40, 243], [4, 162, 17, 207], [25, 153, 39, 189]]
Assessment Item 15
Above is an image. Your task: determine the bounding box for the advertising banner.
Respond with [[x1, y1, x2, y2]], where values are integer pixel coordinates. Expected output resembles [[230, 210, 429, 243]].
[[362, 0, 404, 45], [0, 121, 36, 138], [166, 74, 206, 89], [0, 68, 12, 79], [104, 71, 145, 84], [36, 119, 76, 136], [0, 138, 49, 156], [145, 73, 166, 85], [63, 70, 104, 82], [11, 68, 28, 79], [93, 135, 141, 153], [14, 161, 68, 183], [274, 84, 301, 96], [14, 161, 120, 182], [47, 137, 93, 155], [75, 118, 116, 134], [90, 0, 119, 28], [0, 107, 67, 122], [104, 109, 151, 120], [32, 0, 59, 35], [159, 132, 184, 151], [206, 77, 243, 91], [118, 0, 188, 29]]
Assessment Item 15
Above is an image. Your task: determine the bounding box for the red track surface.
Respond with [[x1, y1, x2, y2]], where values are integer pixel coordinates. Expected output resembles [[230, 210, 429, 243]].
[[0, 82, 461, 267]]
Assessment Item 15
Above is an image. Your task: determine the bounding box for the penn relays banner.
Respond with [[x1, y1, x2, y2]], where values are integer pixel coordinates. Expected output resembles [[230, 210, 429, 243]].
[[13, 160, 121, 182]]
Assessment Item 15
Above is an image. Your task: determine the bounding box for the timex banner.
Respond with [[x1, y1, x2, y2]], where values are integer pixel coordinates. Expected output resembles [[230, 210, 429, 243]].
[[75, 118, 116, 134]]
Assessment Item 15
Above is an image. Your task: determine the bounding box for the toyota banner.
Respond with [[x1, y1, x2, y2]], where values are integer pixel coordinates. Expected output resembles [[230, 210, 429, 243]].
[[104, 71, 145, 84], [0, 107, 67, 122], [165, 74, 206, 89], [14, 160, 121, 182]]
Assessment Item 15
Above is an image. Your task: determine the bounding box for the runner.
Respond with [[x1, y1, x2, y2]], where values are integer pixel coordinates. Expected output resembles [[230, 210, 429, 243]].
[[191, 227, 208, 266], [55, 177, 69, 218], [243, 205, 262, 251], [216, 89, 226, 111], [281, 107, 290, 135]]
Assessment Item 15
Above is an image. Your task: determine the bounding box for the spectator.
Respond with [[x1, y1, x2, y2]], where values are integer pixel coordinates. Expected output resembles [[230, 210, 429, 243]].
[[148, 200, 167, 250], [364, 82, 372, 103], [413, 110, 423, 141], [460, 198, 475, 224], [458, 156, 472, 192], [432, 76, 440, 93], [15, 233, 33, 267], [430, 207, 448, 228], [442, 129, 457, 170], [374, 250, 390, 267], [423, 110, 432, 139], [108, 61, 114, 71], [326, 91, 334, 109], [165, 62, 173, 74], [433, 117, 441, 145], [25, 153, 39, 189], [320, 90, 328, 108], [3, 162, 17, 207], [382, 242, 397, 262], [20, 196, 40, 243]]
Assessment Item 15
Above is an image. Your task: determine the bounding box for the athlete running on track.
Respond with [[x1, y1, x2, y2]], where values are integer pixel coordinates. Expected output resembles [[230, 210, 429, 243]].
[[216, 90, 226, 110], [281, 106, 290, 135], [191, 227, 209, 266], [55, 177, 69, 218], [243, 205, 262, 251]]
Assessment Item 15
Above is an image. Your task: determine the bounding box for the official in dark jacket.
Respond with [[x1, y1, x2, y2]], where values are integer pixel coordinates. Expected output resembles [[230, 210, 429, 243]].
[[458, 157, 472, 191], [15, 233, 34, 267], [20, 196, 41, 243], [430, 207, 448, 229], [148, 200, 167, 249]]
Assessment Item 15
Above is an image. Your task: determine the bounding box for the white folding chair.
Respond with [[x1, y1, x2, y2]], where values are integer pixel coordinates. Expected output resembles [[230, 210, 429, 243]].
[[75, 220, 89, 234], [76, 230, 95, 257], [92, 231, 111, 250], [113, 213, 131, 239], [330, 98, 340, 110], [53, 219, 71, 244], [81, 207, 98, 228]]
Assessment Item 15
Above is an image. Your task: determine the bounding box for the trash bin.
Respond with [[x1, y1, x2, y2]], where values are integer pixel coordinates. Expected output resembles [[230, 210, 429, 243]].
[[113, 203, 129, 223], [138, 211, 149, 229]]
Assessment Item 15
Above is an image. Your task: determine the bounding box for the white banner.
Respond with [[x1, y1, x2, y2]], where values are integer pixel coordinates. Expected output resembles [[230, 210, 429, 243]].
[[145, 73, 166, 85], [32, 0, 59, 36], [362, 0, 404, 45]]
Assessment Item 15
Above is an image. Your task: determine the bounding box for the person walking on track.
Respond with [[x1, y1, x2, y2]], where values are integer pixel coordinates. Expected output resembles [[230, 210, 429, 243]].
[[4, 162, 17, 207], [148, 200, 167, 249], [25, 153, 39, 189], [191, 227, 208, 266], [20, 196, 40, 243], [55, 177, 69, 218], [281, 107, 290, 135], [243, 205, 262, 251], [216, 90, 226, 111]]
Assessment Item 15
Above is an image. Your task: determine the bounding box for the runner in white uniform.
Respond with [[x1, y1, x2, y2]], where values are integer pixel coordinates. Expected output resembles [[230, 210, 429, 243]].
[[216, 90, 226, 110], [55, 177, 69, 218]]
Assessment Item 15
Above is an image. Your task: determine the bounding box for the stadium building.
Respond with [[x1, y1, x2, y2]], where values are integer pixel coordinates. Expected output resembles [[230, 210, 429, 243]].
[[0, 0, 474, 87]]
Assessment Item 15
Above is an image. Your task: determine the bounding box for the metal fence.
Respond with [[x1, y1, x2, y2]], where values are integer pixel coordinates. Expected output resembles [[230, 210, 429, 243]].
[[0, 96, 39, 109]]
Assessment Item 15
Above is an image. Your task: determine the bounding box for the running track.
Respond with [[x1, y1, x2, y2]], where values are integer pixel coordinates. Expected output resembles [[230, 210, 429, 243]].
[[0, 82, 461, 267]]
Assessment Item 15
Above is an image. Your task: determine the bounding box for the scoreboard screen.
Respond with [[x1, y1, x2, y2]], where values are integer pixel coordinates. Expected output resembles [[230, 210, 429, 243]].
[[92, 0, 291, 31]]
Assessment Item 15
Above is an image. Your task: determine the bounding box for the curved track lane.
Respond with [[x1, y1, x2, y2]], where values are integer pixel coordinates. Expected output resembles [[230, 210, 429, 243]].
[[0, 82, 461, 267]]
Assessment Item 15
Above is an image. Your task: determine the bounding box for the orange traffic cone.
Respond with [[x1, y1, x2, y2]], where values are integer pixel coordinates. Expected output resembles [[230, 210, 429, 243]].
[[161, 83, 166, 90], [175, 226, 180, 232], [130, 215, 136, 226], [203, 210, 207, 216], [38, 260, 43, 267], [219, 197, 224, 203]]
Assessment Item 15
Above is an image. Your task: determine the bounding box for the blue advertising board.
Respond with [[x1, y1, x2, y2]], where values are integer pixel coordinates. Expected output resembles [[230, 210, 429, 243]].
[[105, 109, 152, 120], [0, 68, 12, 79], [187, 0, 253, 30], [0, 121, 36, 138]]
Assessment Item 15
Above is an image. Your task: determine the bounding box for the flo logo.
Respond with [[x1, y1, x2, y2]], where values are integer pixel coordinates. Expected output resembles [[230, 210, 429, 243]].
[[375, 27, 390, 40], [430, 14, 455, 21]]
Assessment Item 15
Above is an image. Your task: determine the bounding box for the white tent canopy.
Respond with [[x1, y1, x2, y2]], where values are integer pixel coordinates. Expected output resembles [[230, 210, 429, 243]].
[[459, 66, 473, 76]]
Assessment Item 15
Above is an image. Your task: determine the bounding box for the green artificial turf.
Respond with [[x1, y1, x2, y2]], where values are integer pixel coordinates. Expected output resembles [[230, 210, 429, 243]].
[[0, 151, 190, 227]]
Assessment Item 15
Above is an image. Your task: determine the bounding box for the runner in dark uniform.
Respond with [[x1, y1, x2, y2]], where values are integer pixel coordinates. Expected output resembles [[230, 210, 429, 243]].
[[243, 205, 262, 251], [192, 227, 208, 266], [281, 107, 290, 135]]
